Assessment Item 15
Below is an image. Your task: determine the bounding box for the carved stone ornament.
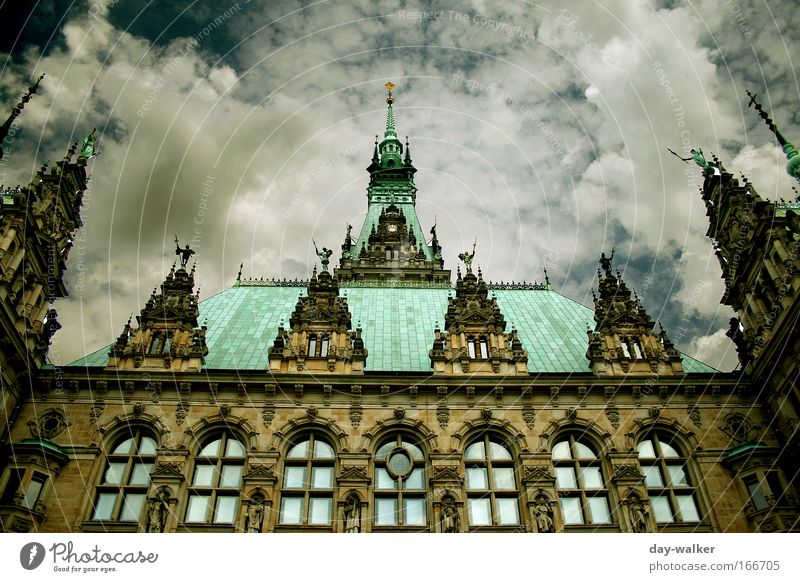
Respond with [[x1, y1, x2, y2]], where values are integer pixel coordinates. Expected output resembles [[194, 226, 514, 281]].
[[613, 464, 644, 482], [523, 466, 555, 483], [606, 405, 620, 429], [132, 402, 145, 417], [522, 408, 535, 429], [339, 465, 369, 481], [533, 495, 555, 533], [721, 412, 755, 442], [262, 404, 275, 427], [243, 465, 277, 481], [150, 462, 185, 480], [394, 407, 406, 421], [482, 408, 493, 422], [440, 495, 460, 533], [688, 406, 702, 428], [437, 405, 449, 429], [431, 466, 464, 483], [30, 408, 69, 439]]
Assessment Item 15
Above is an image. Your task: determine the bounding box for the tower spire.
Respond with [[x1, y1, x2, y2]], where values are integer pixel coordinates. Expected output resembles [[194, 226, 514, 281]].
[[747, 90, 800, 182], [0, 73, 45, 160], [384, 81, 397, 139]]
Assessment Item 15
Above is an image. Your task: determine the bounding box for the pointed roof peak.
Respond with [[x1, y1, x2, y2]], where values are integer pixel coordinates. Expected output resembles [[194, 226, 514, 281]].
[[384, 81, 397, 140], [747, 90, 800, 182], [1, 73, 45, 160]]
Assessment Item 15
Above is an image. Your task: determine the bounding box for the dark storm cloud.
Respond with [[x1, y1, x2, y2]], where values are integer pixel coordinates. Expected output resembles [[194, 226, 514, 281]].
[[0, 0, 86, 55], [2, 0, 798, 372]]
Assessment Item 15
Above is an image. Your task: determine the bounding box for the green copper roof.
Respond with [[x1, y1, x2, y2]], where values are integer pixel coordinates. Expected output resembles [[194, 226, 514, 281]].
[[68, 285, 716, 374], [352, 201, 434, 262]]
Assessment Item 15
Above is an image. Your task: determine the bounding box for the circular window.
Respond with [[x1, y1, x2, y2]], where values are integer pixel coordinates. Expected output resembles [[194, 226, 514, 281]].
[[387, 449, 412, 478], [36, 409, 68, 439]]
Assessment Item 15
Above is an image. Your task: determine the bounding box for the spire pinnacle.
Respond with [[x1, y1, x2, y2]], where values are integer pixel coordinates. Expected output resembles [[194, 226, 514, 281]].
[[747, 90, 800, 182], [1, 73, 45, 160], [384, 81, 397, 139]]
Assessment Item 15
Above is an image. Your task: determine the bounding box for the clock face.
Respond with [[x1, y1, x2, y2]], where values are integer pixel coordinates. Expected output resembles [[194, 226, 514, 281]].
[[387, 224, 398, 233]]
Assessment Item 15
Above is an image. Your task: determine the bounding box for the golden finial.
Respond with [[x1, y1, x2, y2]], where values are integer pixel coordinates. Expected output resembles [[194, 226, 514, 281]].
[[385, 81, 395, 105]]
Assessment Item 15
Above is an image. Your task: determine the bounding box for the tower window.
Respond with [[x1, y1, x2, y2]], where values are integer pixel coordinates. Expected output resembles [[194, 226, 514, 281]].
[[148, 335, 162, 355], [307, 335, 317, 357], [468, 339, 477, 359], [552, 436, 612, 526], [319, 335, 329, 357]]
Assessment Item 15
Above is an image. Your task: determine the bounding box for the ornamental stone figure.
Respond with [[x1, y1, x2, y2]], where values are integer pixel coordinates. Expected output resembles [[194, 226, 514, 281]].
[[146, 489, 170, 533], [246, 499, 265, 533], [599, 248, 615, 276], [534, 497, 554, 533], [343, 493, 360, 533], [174, 236, 195, 268], [78, 128, 97, 160], [441, 496, 460, 533], [314, 240, 333, 272], [628, 499, 649, 533], [458, 241, 476, 275]]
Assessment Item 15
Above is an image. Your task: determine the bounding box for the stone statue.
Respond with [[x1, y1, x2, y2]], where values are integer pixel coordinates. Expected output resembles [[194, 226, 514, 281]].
[[430, 223, 441, 258], [343, 493, 360, 533], [669, 147, 710, 171], [174, 236, 195, 268], [441, 497, 460, 533], [628, 500, 649, 533], [78, 128, 97, 160], [458, 240, 476, 274], [314, 239, 333, 272], [246, 500, 265, 533], [146, 489, 170, 533], [599, 247, 614, 276], [534, 498, 554, 533]]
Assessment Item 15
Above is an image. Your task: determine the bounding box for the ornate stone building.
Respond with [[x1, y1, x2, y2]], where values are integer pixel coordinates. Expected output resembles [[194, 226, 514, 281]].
[[0, 82, 798, 533]]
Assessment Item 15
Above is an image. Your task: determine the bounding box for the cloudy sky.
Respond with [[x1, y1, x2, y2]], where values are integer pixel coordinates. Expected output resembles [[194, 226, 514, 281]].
[[1, 0, 798, 370]]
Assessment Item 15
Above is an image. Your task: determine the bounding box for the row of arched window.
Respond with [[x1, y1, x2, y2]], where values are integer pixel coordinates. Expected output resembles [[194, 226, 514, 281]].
[[90, 429, 702, 528]]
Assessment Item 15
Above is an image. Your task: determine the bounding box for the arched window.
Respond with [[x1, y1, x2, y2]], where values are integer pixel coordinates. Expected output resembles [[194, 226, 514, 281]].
[[464, 435, 520, 527], [374, 436, 427, 527], [279, 434, 335, 526], [307, 335, 317, 357], [185, 433, 245, 524], [319, 335, 330, 358], [91, 429, 157, 522], [637, 434, 700, 524], [552, 435, 612, 525]]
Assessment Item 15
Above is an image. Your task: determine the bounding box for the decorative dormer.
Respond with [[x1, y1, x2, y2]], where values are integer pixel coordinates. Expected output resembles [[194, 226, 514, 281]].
[[335, 83, 449, 284], [107, 243, 208, 371], [430, 253, 527, 375], [586, 251, 683, 375], [269, 266, 367, 374]]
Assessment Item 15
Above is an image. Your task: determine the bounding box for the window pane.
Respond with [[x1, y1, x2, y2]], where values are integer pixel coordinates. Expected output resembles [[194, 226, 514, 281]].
[[22, 479, 44, 509], [676, 495, 700, 522], [402, 441, 424, 461], [193, 465, 215, 487], [574, 442, 596, 459], [581, 467, 603, 489], [220, 465, 243, 488], [404, 467, 424, 490], [493, 467, 516, 490], [186, 495, 210, 522], [497, 498, 520, 525], [667, 465, 689, 487], [214, 496, 238, 524], [747, 480, 768, 510], [468, 498, 491, 525], [311, 467, 334, 489], [376, 468, 397, 490], [643, 466, 664, 488], [375, 498, 398, 525], [555, 467, 577, 489], [637, 440, 656, 458], [279, 497, 303, 524], [112, 438, 134, 455], [313, 440, 334, 459], [660, 441, 680, 458], [488, 442, 512, 460], [651, 495, 673, 523], [388, 452, 411, 476], [309, 497, 332, 525], [130, 463, 152, 486], [139, 437, 157, 455], [92, 493, 116, 520], [466, 467, 488, 490], [120, 494, 145, 522], [199, 439, 221, 457], [560, 497, 584, 525], [284, 466, 306, 488], [375, 442, 394, 460], [552, 441, 571, 460], [225, 439, 245, 457], [403, 498, 426, 525], [588, 497, 611, 524], [465, 441, 486, 460], [288, 440, 309, 459], [103, 462, 127, 485]]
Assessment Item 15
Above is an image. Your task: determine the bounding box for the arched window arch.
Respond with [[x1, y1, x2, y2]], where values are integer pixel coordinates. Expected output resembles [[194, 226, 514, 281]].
[[185, 432, 246, 524], [278, 434, 335, 526], [373, 435, 427, 527], [464, 434, 520, 527], [552, 434, 612, 526], [91, 429, 157, 522], [637, 433, 701, 524]]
